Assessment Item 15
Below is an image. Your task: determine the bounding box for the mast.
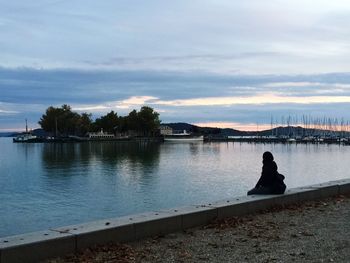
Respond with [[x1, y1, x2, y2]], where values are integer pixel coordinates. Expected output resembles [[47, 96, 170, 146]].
[[270, 115, 273, 137], [55, 117, 58, 138]]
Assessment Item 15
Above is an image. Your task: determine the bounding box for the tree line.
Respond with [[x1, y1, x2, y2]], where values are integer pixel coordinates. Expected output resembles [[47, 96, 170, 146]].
[[38, 104, 161, 137]]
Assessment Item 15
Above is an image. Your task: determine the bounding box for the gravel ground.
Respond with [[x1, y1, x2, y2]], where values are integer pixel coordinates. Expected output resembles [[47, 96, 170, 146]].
[[46, 194, 350, 263]]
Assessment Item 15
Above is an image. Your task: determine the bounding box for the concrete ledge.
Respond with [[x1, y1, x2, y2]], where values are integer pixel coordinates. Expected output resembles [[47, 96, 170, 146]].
[[0, 230, 75, 263], [270, 189, 300, 207], [330, 178, 350, 195], [52, 216, 136, 251], [211, 196, 255, 219], [295, 181, 342, 203], [1, 178, 349, 263], [163, 205, 218, 229], [133, 211, 182, 240]]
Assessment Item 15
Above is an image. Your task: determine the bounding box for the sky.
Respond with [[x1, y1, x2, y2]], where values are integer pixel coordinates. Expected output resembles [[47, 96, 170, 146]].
[[1, 0, 350, 131]]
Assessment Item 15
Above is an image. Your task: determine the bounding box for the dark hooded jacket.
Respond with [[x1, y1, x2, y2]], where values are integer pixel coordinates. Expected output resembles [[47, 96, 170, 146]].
[[255, 152, 280, 188]]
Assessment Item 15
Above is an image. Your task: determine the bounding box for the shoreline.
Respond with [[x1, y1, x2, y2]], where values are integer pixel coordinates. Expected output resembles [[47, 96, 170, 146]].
[[11, 136, 164, 143], [6, 136, 350, 145], [1, 179, 349, 263]]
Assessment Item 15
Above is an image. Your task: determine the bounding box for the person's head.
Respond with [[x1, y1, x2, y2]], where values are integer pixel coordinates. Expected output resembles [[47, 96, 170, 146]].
[[262, 151, 274, 163]]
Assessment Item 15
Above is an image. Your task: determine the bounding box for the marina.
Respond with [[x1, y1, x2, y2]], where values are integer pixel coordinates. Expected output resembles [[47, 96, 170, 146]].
[[205, 135, 350, 145]]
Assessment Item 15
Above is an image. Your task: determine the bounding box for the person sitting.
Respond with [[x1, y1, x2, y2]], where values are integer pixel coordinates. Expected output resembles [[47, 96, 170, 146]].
[[247, 151, 286, 195]]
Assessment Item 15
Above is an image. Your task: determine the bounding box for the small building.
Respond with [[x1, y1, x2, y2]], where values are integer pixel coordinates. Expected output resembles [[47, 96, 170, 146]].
[[159, 125, 173, 135], [88, 129, 115, 139]]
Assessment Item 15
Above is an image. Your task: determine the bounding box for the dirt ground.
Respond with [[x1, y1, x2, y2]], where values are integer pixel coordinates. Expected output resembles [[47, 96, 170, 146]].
[[46, 194, 350, 263]]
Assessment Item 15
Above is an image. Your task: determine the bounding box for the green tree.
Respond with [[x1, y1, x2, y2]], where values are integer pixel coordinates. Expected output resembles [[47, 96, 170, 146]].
[[137, 106, 161, 136], [126, 109, 140, 132], [39, 106, 63, 135], [39, 105, 161, 137], [93, 111, 119, 133], [117, 116, 128, 133], [59, 104, 80, 135], [39, 105, 90, 136], [76, 112, 92, 135]]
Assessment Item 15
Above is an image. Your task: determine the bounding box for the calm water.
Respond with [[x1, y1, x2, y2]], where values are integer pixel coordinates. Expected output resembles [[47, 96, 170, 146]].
[[1, 137, 349, 237]]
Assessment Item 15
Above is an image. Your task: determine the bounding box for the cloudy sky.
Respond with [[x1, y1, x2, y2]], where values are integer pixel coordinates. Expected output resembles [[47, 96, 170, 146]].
[[1, 0, 350, 131]]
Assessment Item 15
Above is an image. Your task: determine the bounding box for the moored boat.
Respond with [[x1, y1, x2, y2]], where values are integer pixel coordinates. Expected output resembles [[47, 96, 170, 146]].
[[13, 119, 40, 143], [13, 133, 38, 143], [164, 130, 204, 142]]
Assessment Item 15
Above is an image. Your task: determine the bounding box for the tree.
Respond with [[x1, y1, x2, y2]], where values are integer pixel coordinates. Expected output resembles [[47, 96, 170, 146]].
[[39, 105, 91, 136], [93, 111, 119, 133], [39, 105, 78, 136], [137, 106, 161, 136], [59, 105, 80, 135], [76, 112, 92, 135], [114, 107, 160, 136], [39, 105, 161, 137], [126, 109, 139, 132], [39, 106, 62, 134]]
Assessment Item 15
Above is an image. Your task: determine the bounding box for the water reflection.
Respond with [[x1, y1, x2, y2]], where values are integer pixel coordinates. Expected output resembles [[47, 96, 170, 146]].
[[42, 143, 79, 170], [42, 141, 161, 178], [15, 142, 38, 164], [189, 143, 200, 155]]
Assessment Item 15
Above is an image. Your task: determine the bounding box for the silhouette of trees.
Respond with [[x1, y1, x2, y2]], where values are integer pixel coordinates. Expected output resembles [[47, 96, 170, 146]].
[[93, 111, 119, 133], [77, 112, 93, 135], [39, 104, 88, 136], [39, 105, 160, 137], [115, 107, 161, 136], [137, 106, 161, 136]]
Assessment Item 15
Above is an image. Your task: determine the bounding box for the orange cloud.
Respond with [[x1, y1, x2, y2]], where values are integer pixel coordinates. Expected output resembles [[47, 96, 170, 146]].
[[154, 94, 350, 106], [73, 94, 350, 113]]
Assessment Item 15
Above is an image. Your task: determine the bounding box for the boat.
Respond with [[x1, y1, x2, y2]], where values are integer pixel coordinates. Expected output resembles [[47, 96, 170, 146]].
[[13, 133, 38, 143], [164, 130, 204, 142], [13, 119, 39, 143]]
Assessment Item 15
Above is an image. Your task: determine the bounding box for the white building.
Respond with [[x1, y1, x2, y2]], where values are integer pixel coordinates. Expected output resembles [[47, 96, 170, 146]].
[[88, 129, 115, 139], [159, 125, 173, 135]]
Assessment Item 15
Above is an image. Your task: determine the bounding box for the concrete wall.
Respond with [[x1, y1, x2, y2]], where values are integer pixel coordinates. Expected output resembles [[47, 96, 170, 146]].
[[1, 178, 349, 263]]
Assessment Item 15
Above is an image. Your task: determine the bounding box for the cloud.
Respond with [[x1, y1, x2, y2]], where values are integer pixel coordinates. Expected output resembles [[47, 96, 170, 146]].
[[73, 96, 158, 112], [261, 81, 350, 97], [1, 67, 350, 130], [0, 109, 18, 114], [263, 82, 325, 88], [264, 81, 350, 89], [2, 0, 350, 130], [0, 102, 22, 115], [152, 94, 350, 107], [1, 1, 350, 74]]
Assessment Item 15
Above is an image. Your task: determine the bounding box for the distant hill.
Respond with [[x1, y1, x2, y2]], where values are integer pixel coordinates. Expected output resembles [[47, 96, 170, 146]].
[[164, 123, 195, 133], [31, 128, 47, 137], [258, 126, 348, 137], [0, 131, 22, 137], [0, 132, 17, 137], [163, 123, 349, 137], [163, 123, 251, 136], [0, 128, 47, 138]]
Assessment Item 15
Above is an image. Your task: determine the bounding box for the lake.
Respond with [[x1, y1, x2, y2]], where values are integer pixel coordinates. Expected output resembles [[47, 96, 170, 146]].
[[0, 137, 349, 237]]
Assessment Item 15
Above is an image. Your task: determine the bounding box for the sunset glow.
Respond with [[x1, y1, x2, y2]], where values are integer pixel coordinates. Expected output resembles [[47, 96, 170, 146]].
[[194, 122, 272, 131], [72, 94, 350, 113]]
